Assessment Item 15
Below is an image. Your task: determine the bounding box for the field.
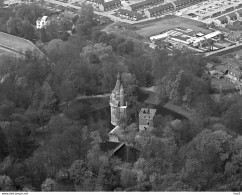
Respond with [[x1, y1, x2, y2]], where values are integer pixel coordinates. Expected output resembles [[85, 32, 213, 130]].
[[0, 32, 37, 52], [211, 78, 237, 93], [128, 15, 211, 37], [0, 32, 44, 58]]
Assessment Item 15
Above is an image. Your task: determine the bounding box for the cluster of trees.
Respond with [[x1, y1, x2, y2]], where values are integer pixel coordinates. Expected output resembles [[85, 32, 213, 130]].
[[0, 4, 52, 41], [2, 0, 242, 191], [91, 30, 135, 55]]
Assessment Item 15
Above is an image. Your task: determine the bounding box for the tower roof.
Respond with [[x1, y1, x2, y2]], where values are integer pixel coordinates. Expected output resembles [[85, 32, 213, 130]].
[[120, 84, 124, 92], [113, 72, 121, 93]]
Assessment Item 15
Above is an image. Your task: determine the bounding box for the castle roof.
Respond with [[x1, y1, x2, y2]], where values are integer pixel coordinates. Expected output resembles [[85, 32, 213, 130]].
[[139, 108, 157, 117], [113, 72, 121, 93]]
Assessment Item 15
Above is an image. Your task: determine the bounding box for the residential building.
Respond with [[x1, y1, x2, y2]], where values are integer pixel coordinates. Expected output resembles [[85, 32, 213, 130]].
[[36, 16, 49, 29], [99, 0, 121, 11], [204, 62, 215, 73], [139, 108, 156, 131], [173, 0, 204, 11], [144, 3, 175, 17], [126, 0, 164, 11], [117, 8, 143, 21]]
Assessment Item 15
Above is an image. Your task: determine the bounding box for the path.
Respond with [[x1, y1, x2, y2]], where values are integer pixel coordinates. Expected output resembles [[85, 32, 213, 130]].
[[75, 93, 110, 101], [163, 102, 193, 120], [204, 41, 242, 57]]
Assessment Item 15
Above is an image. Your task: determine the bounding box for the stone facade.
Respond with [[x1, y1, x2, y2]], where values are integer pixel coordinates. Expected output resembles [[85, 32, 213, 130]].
[[109, 72, 127, 142], [139, 108, 156, 131]]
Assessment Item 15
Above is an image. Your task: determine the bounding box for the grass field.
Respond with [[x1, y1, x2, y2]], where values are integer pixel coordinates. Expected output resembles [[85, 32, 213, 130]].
[[211, 78, 236, 91], [0, 32, 36, 52], [128, 15, 212, 37]]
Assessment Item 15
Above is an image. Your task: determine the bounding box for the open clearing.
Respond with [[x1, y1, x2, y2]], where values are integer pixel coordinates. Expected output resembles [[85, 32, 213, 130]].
[[129, 15, 211, 37], [0, 32, 37, 53]]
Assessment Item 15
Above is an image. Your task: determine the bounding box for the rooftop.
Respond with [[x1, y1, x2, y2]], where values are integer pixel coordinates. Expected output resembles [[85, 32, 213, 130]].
[[139, 108, 156, 116]]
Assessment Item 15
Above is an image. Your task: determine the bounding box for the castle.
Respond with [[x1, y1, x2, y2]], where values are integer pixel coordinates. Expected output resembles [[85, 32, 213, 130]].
[[109, 72, 156, 143], [109, 72, 127, 127]]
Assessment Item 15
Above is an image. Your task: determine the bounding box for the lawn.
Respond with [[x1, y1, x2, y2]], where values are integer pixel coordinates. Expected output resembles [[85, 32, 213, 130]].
[[129, 15, 211, 37], [211, 78, 237, 93], [0, 32, 38, 53]]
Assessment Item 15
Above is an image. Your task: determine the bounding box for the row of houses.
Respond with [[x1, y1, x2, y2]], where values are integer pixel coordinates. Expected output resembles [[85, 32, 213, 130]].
[[117, 8, 143, 21], [173, 0, 205, 11], [143, 0, 205, 18], [185, 0, 242, 21], [87, 0, 121, 11], [214, 9, 242, 26], [126, 0, 164, 11], [206, 62, 242, 84], [144, 3, 175, 17]]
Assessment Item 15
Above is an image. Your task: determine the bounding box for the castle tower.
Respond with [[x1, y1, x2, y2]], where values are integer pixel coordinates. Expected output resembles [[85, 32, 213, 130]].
[[120, 85, 124, 107], [110, 72, 127, 126]]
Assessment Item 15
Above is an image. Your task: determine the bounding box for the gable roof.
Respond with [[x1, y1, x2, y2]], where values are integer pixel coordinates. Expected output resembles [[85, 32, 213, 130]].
[[205, 62, 214, 69], [117, 8, 143, 19], [102, 0, 121, 7], [130, 0, 163, 9], [148, 3, 174, 13], [215, 65, 228, 73]]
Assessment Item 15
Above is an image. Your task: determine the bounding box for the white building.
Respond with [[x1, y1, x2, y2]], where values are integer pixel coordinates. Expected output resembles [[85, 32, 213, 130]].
[[36, 16, 49, 29]]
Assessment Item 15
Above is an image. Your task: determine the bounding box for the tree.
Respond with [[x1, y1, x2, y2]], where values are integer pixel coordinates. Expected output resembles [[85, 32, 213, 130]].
[[6, 121, 35, 158], [45, 21, 61, 40], [20, 19, 35, 41], [223, 101, 242, 134], [5, 17, 22, 35], [40, 28, 49, 43], [120, 168, 137, 189], [77, 3, 94, 24], [91, 30, 102, 43], [98, 32, 110, 44], [76, 21, 93, 37], [59, 80, 77, 109], [40, 81, 59, 113], [0, 175, 16, 191], [0, 127, 8, 161], [41, 178, 57, 191]]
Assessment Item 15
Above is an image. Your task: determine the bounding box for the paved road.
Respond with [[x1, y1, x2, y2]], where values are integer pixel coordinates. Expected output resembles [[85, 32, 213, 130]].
[[204, 41, 242, 57], [44, 0, 174, 24], [44, 0, 137, 23]]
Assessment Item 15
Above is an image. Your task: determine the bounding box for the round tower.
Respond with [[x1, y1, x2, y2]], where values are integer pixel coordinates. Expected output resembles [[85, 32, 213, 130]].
[[110, 72, 127, 126]]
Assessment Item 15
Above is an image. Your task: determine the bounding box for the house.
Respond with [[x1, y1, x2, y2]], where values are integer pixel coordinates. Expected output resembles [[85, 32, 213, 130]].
[[204, 62, 215, 72], [214, 16, 228, 26], [36, 16, 49, 29], [214, 65, 229, 75], [209, 70, 224, 79], [139, 108, 156, 131], [99, 0, 121, 11], [227, 12, 238, 25], [117, 8, 143, 21], [144, 3, 175, 17]]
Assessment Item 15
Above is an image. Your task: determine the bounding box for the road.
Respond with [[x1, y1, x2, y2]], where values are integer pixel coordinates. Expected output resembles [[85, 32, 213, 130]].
[[204, 41, 242, 57], [44, 0, 137, 23], [44, 0, 175, 24]]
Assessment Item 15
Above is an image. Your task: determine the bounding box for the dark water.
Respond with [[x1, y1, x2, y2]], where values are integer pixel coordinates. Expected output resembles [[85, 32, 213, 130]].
[[85, 104, 186, 129]]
